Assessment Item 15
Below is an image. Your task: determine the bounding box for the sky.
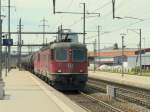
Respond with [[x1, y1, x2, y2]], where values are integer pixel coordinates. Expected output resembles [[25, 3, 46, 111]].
[[1, 0, 150, 52]]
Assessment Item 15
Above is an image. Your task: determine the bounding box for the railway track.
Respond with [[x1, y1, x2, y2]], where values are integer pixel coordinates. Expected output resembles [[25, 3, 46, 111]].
[[87, 79, 150, 109], [80, 92, 124, 112], [65, 91, 123, 112], [116, 88, 150, 109], [34, 73, 124, 112], [33, 73, 150, 111], [117, 88, 150, 101]]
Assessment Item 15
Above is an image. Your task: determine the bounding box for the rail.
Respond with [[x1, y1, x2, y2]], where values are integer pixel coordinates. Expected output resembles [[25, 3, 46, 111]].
[[80, 92, 124, 112]]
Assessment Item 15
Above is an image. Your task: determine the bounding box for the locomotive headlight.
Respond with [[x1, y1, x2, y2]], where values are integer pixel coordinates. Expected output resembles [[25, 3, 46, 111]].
[[80, 69, 83, 73], [58, 69, 62, 73]]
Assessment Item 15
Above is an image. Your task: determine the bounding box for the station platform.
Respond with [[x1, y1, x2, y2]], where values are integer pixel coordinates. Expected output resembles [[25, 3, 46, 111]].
[[88, 71, 150, 90], [0, 69, 87, 112]]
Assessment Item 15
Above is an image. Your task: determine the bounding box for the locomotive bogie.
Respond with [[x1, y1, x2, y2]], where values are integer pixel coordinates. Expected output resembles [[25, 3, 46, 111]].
[[53, 74, 88, 91]]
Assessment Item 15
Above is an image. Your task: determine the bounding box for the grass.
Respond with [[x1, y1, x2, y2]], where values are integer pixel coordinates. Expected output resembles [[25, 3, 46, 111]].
[[92, 69, 150, 77]]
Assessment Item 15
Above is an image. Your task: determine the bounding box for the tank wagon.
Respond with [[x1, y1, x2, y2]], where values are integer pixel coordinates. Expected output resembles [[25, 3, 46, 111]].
[[22, 41, 88, 91], [21, 54, 34, 71]]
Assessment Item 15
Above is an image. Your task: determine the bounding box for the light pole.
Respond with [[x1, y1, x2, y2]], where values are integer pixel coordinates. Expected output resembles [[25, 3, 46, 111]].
[[142, 37, 146, 70], [127, 29, 142, 75], [139, 29, 142, 75], [4, 34, 8, 76], [93, 39, 96, 72], [120, 33, 126, 77], [83, 3, 86, 44], [0, 0, 5, 99], [98, 25, 101, 66], [8, 0, 11, 72], [18, 19, 22, 71], [121, 35, 125, 77]]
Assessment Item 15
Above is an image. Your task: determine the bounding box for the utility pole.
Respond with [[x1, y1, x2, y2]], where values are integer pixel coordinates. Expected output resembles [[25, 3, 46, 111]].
[[28, 46, 30, 54], [93, 39, 96, 72], [39, 17, 49, 45], [98, 25, 100, 66], [139, 29, 142, 75], [83, 3, 86, 44], [112, 0, 115, 19], [53, 0, 56, 14], [8, 0, 11, 72], [60, 24, 63, 40], [143, 37, 146, 70], [5, 34, 8, 76], [127, 28, 143, 75], [46, 38, 48, 44], [121, 36, 125, 77], [120, 33, 126, 77], [18, 18, 23, 71], [0, 0, 5, 99], [52, 1, 100, 44], [57, 25, 62, 41]]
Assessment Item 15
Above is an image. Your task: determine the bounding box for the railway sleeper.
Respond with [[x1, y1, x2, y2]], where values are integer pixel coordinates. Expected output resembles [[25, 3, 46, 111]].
[[116, 93, 150, 109]]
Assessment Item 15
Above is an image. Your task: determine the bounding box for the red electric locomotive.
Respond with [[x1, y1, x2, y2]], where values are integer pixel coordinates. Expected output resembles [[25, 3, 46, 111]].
[[33, 41, 88, 90]]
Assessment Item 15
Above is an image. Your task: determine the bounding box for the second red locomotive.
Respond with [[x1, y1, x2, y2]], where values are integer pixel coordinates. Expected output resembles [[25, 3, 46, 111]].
[[22, 39, 88, 91]]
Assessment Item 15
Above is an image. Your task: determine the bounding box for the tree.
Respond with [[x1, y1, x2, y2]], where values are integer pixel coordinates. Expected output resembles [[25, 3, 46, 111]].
[[113, 43, 119, 49]]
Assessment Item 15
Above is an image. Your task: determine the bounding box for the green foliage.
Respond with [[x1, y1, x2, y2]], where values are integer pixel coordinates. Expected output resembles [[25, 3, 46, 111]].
[[131, 66, 140, 73], [113, 43, 119, 50]]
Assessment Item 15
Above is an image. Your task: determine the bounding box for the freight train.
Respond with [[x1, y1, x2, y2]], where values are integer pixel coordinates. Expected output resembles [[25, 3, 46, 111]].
[[21, 40, 88, 91]]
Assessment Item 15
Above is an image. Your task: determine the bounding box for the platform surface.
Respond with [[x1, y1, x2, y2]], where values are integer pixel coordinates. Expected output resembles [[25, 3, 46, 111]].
[[89, 71, 150, 90], [0, 69, 87, 112]]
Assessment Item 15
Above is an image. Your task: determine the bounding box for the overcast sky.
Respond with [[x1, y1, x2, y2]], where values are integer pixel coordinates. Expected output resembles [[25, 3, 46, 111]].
[[2, 0, 150, 52]]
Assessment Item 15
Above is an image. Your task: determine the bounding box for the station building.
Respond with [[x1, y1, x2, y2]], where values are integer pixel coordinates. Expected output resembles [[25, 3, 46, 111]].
[[88, 48, 150, 70]]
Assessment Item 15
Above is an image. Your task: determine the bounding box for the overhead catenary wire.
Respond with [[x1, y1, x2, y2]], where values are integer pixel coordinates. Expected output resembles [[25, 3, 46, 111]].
[[87, 16, 150, 40], [68, 17, 82, 28], [85, 18, 150, 49], [105, 19, 146, 34], [92, 1, 112, 12], [88, 0, 131, 29], [48, 0, 150, 49], [65, 0, 74, 11], [53, 0, 74, 29]]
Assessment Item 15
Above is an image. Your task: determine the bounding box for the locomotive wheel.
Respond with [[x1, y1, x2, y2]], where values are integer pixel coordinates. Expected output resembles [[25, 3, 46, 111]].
[[44, 77, 48, 82], [48, 81, 52, 85], [45, 78, 49, 83]]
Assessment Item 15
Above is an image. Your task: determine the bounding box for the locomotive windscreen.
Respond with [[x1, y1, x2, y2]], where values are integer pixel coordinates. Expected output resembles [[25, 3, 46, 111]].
[[73, 49, 86, 61], [55, 48, 67, 61]]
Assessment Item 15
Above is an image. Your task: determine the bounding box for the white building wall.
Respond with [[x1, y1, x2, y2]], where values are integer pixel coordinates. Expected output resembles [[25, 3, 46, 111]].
[[127, 54, 150, 69]]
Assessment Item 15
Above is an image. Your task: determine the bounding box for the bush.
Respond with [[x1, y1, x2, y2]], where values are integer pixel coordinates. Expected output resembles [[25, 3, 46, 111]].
[[131, 67, 140, 73]]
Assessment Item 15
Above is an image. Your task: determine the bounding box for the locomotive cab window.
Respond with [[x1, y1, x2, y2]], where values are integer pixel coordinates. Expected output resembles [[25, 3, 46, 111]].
[[73, 49, 86, 61], [55, 48, 67, 61], [50, 49, 54, 60], [38, 53, 40, 61]]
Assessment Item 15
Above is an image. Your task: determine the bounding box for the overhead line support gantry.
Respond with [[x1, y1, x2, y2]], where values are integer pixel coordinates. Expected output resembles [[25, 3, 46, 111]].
[[52, 0, 100, 44]]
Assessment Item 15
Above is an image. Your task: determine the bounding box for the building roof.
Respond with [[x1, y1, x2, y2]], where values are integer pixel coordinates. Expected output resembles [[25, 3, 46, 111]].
[[100, 48, 138, 52], [88, 48, 145, 57], [135, 48, 150, 54]]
